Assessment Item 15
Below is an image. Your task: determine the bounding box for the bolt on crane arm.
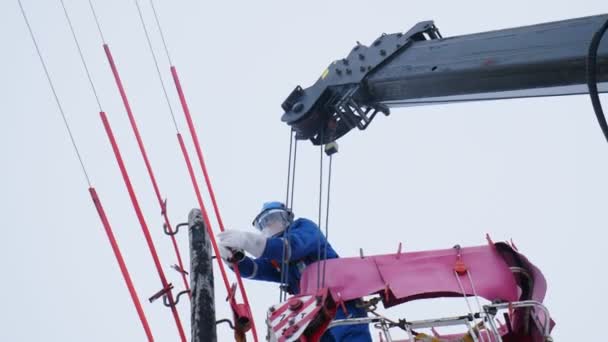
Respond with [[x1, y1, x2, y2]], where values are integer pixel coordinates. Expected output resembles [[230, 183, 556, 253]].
[[281, 14, 608, 145]]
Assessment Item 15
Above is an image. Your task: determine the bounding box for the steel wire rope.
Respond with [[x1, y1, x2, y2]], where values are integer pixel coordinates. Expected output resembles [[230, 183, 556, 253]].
[[280, 129, 294, 302], [280, 129, 298, 302], [321, 154, 333, 288], [316, 129, 324, 290], [284, 129, 295, 208]]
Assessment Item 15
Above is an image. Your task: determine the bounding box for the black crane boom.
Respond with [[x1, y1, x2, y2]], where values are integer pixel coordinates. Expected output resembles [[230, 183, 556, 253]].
[[281, 14, 608, 145]]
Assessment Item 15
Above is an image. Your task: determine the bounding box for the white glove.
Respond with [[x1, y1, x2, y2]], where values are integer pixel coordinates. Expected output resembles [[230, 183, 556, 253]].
[[218, 230, 267, 258], [218, 244, 234, 261]]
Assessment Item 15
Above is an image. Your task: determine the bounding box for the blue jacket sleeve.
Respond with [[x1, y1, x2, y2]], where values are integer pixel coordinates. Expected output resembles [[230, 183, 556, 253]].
[[232, 256, 281, 283], [261, 219, 321, 261]]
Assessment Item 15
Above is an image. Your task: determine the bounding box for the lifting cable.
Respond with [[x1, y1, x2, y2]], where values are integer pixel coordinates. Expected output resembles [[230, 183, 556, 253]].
[[17, 1, 154, 340], [321, 154, 333, 288], [316, 132, 335, 290], [587, 18, 608, 144], [316, 130, 325, 290], [60, 1, 187, 340], [280, 129, 298, 302], [138, 1, 259, 339], [86, 0, 190, 299]]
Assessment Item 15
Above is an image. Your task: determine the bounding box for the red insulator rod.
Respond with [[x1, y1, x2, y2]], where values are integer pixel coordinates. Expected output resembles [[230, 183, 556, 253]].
[[177, 133, 231, 290], [89, 187, 154, 342], [103, 44, 190, 297], [100, 111, 187, 342], [171, 67, 259, 341]]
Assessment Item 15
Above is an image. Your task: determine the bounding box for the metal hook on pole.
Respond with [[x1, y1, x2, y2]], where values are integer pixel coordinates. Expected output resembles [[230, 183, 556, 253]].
[[163, 290, 191, 307]]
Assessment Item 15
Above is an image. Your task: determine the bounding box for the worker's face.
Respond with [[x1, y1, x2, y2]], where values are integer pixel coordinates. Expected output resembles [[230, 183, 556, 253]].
[[256, 210, 290, 237]]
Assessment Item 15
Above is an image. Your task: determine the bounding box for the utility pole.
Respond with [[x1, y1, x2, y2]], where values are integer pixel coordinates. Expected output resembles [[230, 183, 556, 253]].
[[189, 208, 217, 342]]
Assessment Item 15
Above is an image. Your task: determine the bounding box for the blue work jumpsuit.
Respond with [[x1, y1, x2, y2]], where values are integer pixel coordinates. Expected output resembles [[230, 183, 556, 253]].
[[233, 218, 372, 342]]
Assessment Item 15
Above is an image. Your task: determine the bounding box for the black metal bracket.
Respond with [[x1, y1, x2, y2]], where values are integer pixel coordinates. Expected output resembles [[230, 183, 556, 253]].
[[163, 290, 191, 307], [164, 222, 188, 236], [281, 21, 441, 145]]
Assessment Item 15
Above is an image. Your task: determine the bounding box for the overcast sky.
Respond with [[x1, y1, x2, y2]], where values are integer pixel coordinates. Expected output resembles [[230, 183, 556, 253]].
[[2, 0, 607, 341]]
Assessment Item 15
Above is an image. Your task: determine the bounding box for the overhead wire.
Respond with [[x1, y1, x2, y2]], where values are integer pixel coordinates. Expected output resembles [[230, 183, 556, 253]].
[[139, 1, 259, 339], [59, 0, 103, 112], [87, 0, 106, 44], [86, 0, 191, 299], [133, 0, 232, 282], [18, 0, 92, 187], [17, 1, 153, 340], [87, 0, 190, 300], [89, 0, 192, 298], [60, 1, 187, 340], [148, 0, 173, 65], [133, 0, 235, 293], [98, 103, 188, 342], [133, 1, 180, 133]]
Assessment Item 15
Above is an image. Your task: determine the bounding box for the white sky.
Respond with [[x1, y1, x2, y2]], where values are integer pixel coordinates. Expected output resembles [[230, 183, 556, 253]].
[[2, 0, 607, 341]]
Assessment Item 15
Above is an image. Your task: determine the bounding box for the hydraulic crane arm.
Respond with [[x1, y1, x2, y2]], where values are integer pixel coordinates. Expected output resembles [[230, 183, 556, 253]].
[[281, 14, 608, 145]]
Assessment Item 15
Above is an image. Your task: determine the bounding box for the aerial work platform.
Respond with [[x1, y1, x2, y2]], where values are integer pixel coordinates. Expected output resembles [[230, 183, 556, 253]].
[[269, 239, 553, 341]]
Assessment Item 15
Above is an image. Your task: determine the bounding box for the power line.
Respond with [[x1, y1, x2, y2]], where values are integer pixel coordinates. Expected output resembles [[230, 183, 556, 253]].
[[87, 0, 106, 44], [17, 0, 92, 187], [148, 0, 173, 65], [18, 2, 154, 339], [59, 0, 103, 112], [134, 0, 180, 132], [60, 1, 187, 339], [140, 2, 259, 339]]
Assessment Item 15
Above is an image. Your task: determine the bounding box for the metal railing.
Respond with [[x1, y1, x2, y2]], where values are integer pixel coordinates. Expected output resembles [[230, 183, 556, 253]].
[[326, 300, 553, 342]]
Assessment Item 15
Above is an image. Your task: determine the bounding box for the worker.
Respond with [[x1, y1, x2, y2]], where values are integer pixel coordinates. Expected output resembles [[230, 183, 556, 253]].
[[218, 201, 372, 342]]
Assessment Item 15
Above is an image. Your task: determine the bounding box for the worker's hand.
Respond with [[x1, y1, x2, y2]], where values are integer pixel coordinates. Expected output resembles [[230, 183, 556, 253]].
[[218, 244, 245, 263], [218, 230, 266, 258]]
